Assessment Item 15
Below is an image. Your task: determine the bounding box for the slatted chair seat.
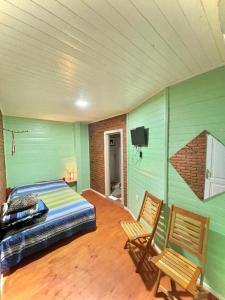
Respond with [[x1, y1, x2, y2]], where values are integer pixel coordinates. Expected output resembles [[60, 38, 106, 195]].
[[120, 220, 150, 240], [152, 205, 209, 299], [120, 192, 163, 271], [152, 248, 201, 295]]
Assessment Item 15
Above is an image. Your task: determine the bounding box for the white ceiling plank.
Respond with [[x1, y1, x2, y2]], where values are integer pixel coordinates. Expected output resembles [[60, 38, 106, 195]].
[[83, 0, 188, 80], [9, 0, 174, 84], [178, 0, 223, 66], [0, 6, 158, 87], [0, 26, 105, 87], [130, 0, 201, 74], [201, 0, 225, 61], [57, 0, 177, 81], [0, 24, 151, 93], [91, 0, 190, 79], [154, 0, 213, 71], [0, 42, 157, 111], [0, 60, 79, 92], [0, 20, 155, 93], [5, 0, 164, 86], [0, 36, 148, 93], [0, 63, 143, 107], [35, 0, 163, 79], [107, 0, 191, 78], [0, 0, 224, 122], [0, 53, 151, 100]]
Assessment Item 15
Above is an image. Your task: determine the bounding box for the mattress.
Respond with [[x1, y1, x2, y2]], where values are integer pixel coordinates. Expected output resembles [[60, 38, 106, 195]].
[[0, 180, 96, 273]]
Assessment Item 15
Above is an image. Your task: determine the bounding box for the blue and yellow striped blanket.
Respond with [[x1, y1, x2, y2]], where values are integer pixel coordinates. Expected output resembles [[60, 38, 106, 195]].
[[1, 180, 96, 273]]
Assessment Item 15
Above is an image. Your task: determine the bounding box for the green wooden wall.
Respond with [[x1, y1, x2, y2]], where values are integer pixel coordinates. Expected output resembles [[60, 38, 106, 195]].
[[127, 91, 168, 251], [73, 123, 90, 192], [127, 91, 167, 216], [3, 116, 90, 192], [127, 66, 225, 298], [168, 66, 225, 298]]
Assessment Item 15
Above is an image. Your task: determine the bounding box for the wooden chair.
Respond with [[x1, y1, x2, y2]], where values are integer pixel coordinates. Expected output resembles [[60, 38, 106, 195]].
[[120, 191, 163, 271], [151, 205, 209, 299]]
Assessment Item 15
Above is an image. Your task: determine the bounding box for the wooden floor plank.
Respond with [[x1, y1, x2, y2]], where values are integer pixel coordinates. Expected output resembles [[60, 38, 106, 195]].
[[2, 190, 200, 300]]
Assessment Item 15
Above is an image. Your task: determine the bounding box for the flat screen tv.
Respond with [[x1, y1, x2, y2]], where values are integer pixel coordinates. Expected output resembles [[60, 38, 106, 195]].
[[130, 126, 148, 146]]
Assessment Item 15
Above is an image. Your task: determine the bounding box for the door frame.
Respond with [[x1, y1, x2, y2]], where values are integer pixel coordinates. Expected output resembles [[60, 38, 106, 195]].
[[204, 133, 225, 199], [104, 129, 124, 205]]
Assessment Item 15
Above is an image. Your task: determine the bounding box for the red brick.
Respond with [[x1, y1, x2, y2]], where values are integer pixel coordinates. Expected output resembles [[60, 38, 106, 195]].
[[89, 114, 127, 205], [170, 131, 207, 199]]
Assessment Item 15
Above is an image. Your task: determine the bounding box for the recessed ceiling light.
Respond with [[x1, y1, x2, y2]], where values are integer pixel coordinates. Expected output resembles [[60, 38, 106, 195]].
[[75, 99, 89, 108]]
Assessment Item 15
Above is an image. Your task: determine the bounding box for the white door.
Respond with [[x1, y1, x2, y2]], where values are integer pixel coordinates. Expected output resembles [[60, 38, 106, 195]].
[[204, 134, 225, 198]]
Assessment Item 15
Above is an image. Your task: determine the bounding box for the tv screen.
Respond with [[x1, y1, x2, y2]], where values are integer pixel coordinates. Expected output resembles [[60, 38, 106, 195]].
[[130, 126, 148, 146], [135, 126, 146, 146]]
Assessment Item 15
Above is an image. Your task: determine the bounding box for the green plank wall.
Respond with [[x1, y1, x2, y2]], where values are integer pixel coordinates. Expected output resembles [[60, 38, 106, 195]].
[[127, 91, 168, 250], [127, 66, 225, 298], [3, 116, 90, 192], [74, 122, 90, 192], [127, 91, 167, 215], [168, 66, 225, 298]]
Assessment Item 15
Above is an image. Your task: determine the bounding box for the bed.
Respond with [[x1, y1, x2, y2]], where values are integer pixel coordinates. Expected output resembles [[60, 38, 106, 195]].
[[1, 180, 96, 273]]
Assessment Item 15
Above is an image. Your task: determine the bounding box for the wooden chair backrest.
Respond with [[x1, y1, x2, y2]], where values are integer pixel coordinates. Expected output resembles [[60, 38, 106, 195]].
[[166, 205, 209, 264], [138, 192, 163, 229]]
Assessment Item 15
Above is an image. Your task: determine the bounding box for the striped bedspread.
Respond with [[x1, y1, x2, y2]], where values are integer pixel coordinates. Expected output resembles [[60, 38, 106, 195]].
[[1, 180, 96, 273]]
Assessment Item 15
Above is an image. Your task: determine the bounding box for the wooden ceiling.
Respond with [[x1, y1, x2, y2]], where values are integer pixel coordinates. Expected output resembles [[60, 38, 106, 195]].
[[0, 0, 224, 122]]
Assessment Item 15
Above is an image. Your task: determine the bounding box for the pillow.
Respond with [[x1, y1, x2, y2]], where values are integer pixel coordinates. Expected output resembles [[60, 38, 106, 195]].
[[7, 195, 37, 214], [0, 203, 8, 217], [1, 199, 48, 230]]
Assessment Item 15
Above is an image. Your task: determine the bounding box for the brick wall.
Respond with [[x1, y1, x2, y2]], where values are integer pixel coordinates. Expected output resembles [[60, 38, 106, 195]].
[[89, 114, 127, 205], [0, 110, 6, 203], [170, 131, 207, 199]]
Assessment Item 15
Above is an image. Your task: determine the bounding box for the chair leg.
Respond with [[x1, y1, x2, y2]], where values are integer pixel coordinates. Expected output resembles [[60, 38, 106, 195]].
[[154, 270, 162, 297], [124, 240, 129, 249], [194, 286, 208, 300], [136, 238, 153, 272], [136, 249, 147, 273], [170, 279, 176, 293], [194, 291, 201, 300]]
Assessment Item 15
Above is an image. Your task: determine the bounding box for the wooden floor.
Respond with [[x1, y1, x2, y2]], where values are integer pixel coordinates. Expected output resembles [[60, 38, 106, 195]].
[[3, 190, 197, 300]]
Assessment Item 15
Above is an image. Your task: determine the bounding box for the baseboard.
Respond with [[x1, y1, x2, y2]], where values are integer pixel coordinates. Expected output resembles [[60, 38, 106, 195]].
[[123, 206, 136, 219], [124, 207, 222, 300], [81, 188, 91, 194], [202, 283, 223, 300], [86, 188, 106, 199]]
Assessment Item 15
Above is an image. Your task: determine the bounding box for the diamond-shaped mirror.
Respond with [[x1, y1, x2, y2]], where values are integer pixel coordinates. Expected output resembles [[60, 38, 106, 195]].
[[170, 131, 225, 200]]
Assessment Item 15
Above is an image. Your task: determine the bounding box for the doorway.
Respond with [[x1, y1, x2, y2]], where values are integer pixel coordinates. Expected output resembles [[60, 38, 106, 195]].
[[104, 129, 124, 206]]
